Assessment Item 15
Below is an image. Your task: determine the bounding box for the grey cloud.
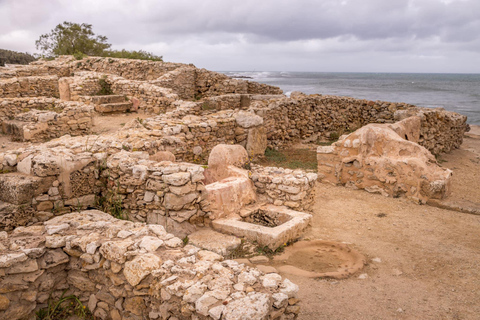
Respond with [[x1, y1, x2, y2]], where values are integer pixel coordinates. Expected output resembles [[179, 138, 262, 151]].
[[0, 0, 479, 72]]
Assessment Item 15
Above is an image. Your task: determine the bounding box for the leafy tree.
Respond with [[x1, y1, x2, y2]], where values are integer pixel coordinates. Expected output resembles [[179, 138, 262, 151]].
[[0, 49, 36, 66], [36, 21, 111, 57]]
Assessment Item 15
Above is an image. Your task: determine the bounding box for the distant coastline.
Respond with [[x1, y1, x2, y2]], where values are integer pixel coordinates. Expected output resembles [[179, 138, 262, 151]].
[[221, 71, 480, 125]]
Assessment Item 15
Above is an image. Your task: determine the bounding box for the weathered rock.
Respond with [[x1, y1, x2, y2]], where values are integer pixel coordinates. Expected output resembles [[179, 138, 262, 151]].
[[188, 229, 241, 255], [123, 253, 162, 286], [223, 292, 271, 320], [149, 151, 176, 162], [317, 119, 453, 203], [100, 240, 134, 264]]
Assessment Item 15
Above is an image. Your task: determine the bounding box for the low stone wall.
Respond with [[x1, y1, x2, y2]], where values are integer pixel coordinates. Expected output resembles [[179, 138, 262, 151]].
[[0, 210, 300, 320], [196, 69, 282, 98], [200, 94, 251, 113], [317, 117, 453, 203], [252, 92, 468, 155], [0, 56, 73, 79], [0, 76, 59, 98], [415, 108, 469, 155], [111, 77, 178, 114], [64, 72, 178, 115], [150, 65, 196, 100], [103, 151, 209, 237], [0, 97, 60, 127], [2, 102, 94, 142], [140, 110, 267, 161], [72, 56, 185, 81], [250, 166, 317, 212]]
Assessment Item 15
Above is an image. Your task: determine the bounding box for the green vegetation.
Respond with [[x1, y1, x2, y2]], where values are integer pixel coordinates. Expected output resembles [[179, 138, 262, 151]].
[[36, 291, 93, 320], [0, 49, 36, 66], [97, 186, 128, 220], [226, 239, 292, 259], [96, 75, 113, 95], [35, 21, 162, 62], [102, 49, 163, 61], [254, 147, 317, 171], [36, 22, 111, 57]]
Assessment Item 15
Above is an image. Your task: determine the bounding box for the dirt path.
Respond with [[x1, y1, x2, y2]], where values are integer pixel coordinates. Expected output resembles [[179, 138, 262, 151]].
[[288, 129, 480, 320], [90, 113, 150, 135]]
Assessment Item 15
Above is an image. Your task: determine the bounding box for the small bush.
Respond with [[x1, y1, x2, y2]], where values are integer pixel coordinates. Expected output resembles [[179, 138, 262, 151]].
[[101, 49, 163, 61], [96, 76, 113, 95]]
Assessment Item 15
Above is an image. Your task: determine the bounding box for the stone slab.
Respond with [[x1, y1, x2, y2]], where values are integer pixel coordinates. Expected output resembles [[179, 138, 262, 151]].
[[188, 229, 242, 256]]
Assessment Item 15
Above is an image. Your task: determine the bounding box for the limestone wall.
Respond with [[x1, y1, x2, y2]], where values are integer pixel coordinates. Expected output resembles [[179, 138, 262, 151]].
[[416, 108, 469, 154], [2, 103, 94, 142], [150, 65, 197, 100], [0, 57, 73, 79], [140, 110, 267, 161], [0, 76, 59, 98], [252, 92, 468, 155], [110, 77, 178, 114], [250, 166, 317, 212], [103, 151, 209, 237], [0, 97, 60, 126], [196, 69, 282, 98], [72, 56, 184, 80], [64, 72, 179, 115], [0, 210, 300, 320]]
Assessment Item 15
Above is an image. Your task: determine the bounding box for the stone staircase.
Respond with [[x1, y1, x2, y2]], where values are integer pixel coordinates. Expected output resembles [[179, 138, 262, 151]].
[[90, 95, 133, 114]]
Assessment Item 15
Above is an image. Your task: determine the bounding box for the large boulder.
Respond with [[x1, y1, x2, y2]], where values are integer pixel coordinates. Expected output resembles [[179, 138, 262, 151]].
[[317, 117, 452, 203]]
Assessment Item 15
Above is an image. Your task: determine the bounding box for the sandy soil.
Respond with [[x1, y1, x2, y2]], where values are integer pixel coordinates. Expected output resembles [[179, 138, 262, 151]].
[[286, 127, 480, 320], [90, 112, 150, 135]]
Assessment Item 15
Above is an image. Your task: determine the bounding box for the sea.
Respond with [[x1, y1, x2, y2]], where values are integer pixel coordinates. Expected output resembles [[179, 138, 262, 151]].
[[221, 71, 480, 125]]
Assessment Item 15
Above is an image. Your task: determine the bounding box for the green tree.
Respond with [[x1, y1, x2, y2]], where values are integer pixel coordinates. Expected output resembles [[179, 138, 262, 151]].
[[0, 49, 36, 66], [102, 49, 162, 61], [35, 21, 111, 57]]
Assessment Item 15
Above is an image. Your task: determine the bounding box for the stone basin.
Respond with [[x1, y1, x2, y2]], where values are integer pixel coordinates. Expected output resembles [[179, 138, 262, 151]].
[[212, 204, 312, 250]]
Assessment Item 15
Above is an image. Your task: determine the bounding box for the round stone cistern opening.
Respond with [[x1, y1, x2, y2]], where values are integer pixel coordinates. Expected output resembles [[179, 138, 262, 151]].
[[270, 240, 366, 279]]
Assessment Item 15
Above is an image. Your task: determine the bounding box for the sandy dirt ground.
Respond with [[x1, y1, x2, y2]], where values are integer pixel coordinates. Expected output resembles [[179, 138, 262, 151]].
[[288, 127, 480, 320]]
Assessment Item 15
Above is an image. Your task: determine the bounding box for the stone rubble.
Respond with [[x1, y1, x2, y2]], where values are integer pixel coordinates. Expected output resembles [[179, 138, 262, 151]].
[[0, 210, 300, 320]]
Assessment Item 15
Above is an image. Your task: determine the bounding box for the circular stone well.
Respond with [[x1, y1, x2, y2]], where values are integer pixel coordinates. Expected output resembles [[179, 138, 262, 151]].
[[271, 240, 366, 279]]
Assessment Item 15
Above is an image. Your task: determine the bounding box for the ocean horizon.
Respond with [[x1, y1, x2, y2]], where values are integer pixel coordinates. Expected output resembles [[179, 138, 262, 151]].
[[220, 71, 480, 126]]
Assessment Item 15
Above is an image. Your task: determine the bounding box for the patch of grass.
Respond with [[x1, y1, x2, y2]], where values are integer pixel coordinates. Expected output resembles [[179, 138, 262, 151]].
[[183, 236, 189, 246], [435, 154, 447, 164], [225, 239, 293, 259], [96, 75, 113, 96], [255, 244, 286, 257], [254, 147, 317, 171], [36, 291, 93, 320], [201, 103, 214, 111]]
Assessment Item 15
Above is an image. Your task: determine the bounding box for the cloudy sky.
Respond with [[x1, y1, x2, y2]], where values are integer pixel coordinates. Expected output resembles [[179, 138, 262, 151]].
[[1, 0, 479, 73]]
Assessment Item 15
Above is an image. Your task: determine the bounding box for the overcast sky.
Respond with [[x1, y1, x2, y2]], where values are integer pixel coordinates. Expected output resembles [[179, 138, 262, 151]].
[[1, 0, 479, 73]]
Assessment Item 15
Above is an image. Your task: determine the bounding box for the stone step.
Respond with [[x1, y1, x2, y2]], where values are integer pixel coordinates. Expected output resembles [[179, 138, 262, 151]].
[[88, 95, 126, 104], [95, 102, 133, 114]]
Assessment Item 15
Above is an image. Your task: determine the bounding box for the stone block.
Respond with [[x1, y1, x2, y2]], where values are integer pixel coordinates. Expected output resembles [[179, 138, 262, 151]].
[[0, 173, 50, 205], [212, 204, 312, 250]]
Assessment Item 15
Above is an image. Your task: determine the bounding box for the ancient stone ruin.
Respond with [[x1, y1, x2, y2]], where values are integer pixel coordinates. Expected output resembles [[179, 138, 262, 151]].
[[0, 56, 469, 319]]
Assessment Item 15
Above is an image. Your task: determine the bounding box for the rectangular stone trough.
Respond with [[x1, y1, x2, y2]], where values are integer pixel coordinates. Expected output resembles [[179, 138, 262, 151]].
[[212, 204, 312, 250]]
